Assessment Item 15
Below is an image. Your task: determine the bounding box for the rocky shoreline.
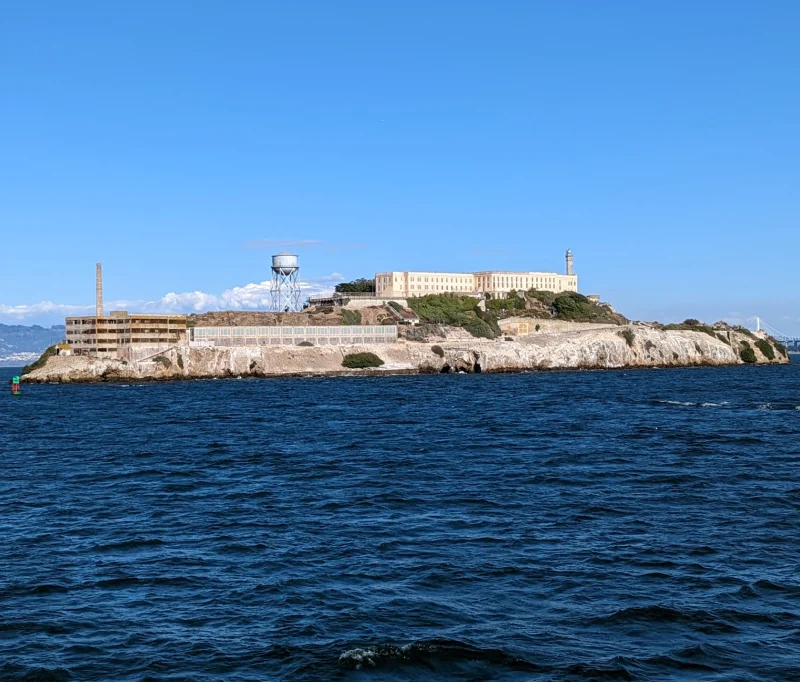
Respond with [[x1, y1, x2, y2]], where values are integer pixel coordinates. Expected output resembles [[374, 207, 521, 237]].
[[21, 324, 789, 384]]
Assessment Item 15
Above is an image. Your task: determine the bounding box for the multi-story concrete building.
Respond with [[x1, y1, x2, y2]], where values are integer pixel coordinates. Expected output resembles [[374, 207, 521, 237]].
[[375, 271, 476, 298], [375, 250, 578, 299], [65, 311, 188, 358]]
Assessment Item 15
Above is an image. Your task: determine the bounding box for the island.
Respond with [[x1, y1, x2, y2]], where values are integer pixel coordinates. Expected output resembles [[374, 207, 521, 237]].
[[20, 292, 789, 383]]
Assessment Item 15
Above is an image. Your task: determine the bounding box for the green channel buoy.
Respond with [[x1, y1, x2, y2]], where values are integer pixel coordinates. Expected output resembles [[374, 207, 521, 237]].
[[11, 376, 21, 396]]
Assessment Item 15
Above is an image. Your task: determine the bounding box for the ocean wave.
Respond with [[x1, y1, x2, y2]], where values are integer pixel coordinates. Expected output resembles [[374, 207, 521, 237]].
[[590, 605, 738, 633], [0, 664, 71, 681], [653, 400, 730, 408], [338, 638, 543, 672], [564, 661, 635, 680]]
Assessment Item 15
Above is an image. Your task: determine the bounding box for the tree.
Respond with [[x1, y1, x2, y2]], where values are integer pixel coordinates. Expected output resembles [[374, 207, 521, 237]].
[[335, 278, 375, 293]]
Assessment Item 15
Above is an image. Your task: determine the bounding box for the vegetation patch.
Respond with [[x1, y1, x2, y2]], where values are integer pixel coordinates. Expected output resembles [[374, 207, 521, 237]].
[[740, 346, 757, 363], [177, 353, 184, 370], [772, 338, 788, 358], [734, 326, 756, 339], [486, 292, 527, 313], [341, 309, 362, 325], [431, 345, 444, 357], [297, 341, 314, 347], [335, 278, 374, 294], [153, 355, 172, 369], [342, 352, 384, 369], [645, 340, 655, 352], [618, 329, 636, 347], [21, 345, 57, 375], [387, 301, 404, 313], [407, 294, 499, 339], [663, 320, 717, 338], [755, 338, 775, 361], [716, 333, 729, 344]]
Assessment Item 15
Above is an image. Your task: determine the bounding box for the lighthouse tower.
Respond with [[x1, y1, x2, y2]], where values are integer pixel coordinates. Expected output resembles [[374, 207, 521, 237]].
[[566, 249, 574, 276]]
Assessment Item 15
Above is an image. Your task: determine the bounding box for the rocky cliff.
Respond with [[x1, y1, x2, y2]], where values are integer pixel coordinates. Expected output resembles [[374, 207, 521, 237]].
[[21, 325, 788, 383]]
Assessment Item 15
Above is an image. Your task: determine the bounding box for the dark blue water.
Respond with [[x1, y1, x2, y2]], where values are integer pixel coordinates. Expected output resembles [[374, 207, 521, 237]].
[[1, 365, 799, 681]]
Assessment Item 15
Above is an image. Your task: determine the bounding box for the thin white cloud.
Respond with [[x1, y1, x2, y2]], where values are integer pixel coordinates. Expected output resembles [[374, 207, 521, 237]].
[[0, 302, 94, 320], [0, 277, 341, 324]]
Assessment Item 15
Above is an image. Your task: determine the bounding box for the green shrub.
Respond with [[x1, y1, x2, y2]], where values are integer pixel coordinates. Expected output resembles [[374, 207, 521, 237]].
[[342, 352, 384, 369], [486, 295, 526, 313], [772, 339, 788, 357], [22, 345, 57, 375], [298, 341, 314, 347], [734, 326, 756, 339], [177, 353, 184, 370], [740, 346, 757, 363], [552, 292, 592, 320], [663, 322, 718, 338], [464, 318, 496, 339], [153, 355, 171, 369], [618, 329, 635, 347], [716, 333, 728, 344], [388, 301, 403, 313], [527, 289, 557, 306], [697, 326, 717, 338], [535, 324, 541, 332], [431, 345, 444, 357], [341, 309, 362, 325], [335, 278, 375, 293], [407, 294, 499, 339], [755, 338, 775, 361]]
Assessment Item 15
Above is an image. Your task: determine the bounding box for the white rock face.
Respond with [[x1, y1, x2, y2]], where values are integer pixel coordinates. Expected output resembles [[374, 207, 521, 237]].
[[21, 325, 787, 383]]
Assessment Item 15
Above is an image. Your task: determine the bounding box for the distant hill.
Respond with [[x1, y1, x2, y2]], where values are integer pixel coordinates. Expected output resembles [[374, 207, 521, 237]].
[[0, 324, 65, 367]]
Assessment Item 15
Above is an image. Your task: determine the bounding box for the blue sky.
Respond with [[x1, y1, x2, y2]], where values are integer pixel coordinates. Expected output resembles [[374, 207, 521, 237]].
[[2, 2, 799, 333]]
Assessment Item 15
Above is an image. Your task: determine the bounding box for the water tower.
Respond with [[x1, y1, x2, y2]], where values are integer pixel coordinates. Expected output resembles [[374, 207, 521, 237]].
[[269, 252, 301, 312]]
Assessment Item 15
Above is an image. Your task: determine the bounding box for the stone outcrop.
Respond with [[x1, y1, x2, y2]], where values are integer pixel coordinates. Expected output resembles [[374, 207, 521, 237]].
[[21, 325, 788, 383]]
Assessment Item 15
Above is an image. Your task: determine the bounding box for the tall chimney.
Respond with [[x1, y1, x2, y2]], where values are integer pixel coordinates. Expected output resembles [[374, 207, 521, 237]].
[[566, 249, 574, 276], [96, 263, 104, 317]]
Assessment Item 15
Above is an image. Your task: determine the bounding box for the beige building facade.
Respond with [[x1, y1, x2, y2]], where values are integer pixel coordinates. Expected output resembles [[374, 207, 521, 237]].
[[65, 311, 188, 358], [375, 252, 578, 298]]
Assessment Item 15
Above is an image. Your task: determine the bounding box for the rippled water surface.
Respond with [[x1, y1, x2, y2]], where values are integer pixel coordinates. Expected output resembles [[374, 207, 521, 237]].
[[2, 364, 800, 681]]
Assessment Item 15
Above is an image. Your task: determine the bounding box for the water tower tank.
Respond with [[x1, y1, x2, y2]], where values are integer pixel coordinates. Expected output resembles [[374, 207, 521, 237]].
[[272, 253, 299, 275]]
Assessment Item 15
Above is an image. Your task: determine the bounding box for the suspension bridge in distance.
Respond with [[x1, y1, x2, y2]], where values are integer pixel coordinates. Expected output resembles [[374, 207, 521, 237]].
[[751, 318, 800, 352]]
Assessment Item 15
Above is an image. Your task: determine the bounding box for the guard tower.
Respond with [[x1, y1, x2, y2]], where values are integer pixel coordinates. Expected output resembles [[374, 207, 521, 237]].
[[269, 253, 301, 312], [566, 249, 574, 276]]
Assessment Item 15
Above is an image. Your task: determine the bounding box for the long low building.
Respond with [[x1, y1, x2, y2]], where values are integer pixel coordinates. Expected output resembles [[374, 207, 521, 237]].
[[190, 325, 398, 347], [375, 250, 578, 299]]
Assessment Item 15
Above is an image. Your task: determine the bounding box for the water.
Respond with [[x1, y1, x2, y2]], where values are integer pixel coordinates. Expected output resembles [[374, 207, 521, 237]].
[[1, 365, 799, 681]]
